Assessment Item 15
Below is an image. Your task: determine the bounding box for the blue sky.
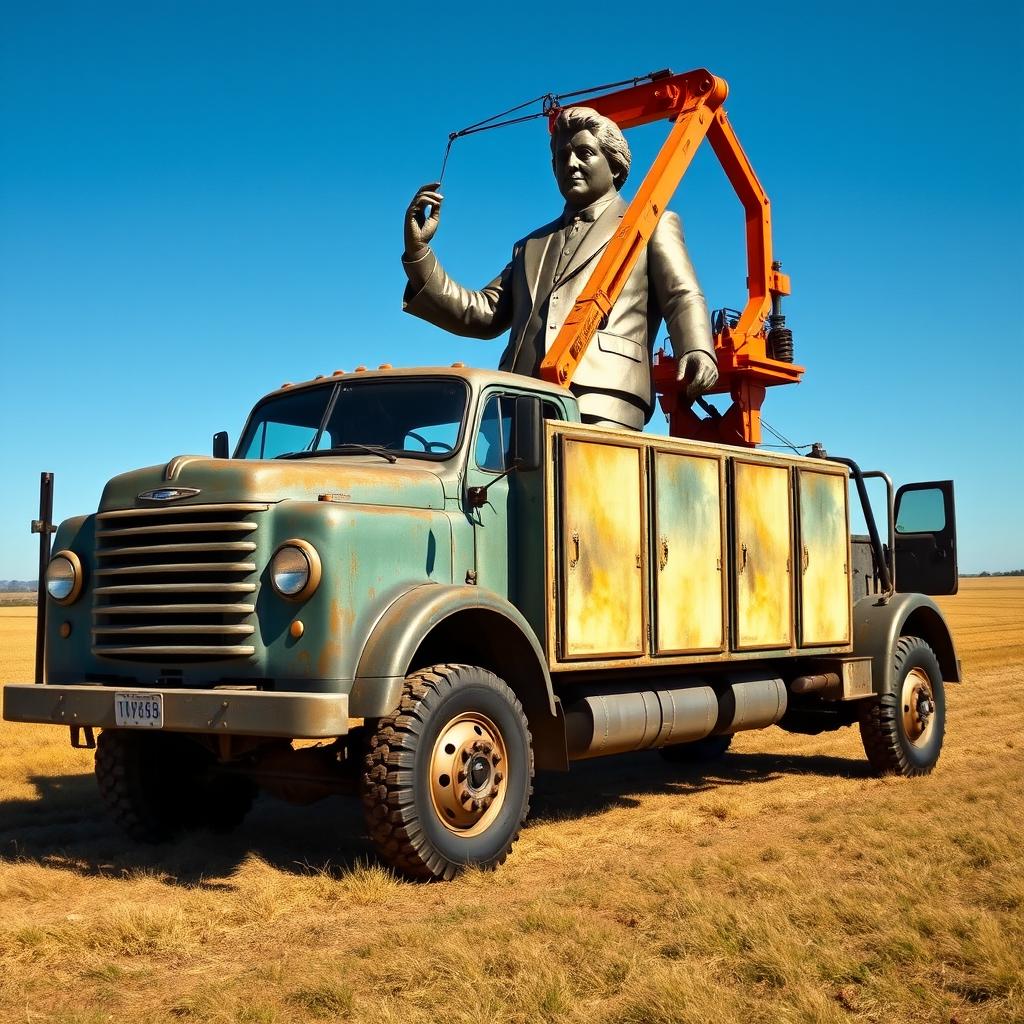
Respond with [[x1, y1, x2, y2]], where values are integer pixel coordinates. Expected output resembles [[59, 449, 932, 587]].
[[1, 0, 1021, 578]]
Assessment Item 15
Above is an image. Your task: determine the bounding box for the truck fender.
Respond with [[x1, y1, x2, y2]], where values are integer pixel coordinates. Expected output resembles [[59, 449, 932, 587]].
[[353, 583, 567, 771], [853, 592, 962, 695]]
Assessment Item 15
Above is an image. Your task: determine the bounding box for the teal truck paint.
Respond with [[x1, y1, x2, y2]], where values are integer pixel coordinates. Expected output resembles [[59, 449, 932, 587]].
[[2, 366, 960, 880]]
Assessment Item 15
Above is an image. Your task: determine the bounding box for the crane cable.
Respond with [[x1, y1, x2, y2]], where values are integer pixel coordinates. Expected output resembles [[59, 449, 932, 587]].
[[437, 69, 675, 184]]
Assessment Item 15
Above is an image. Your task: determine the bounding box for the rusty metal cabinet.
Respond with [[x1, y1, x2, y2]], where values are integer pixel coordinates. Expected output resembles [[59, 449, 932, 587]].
[[732, 460, 793, 650], [651, 450, 726, 654], [796, 469, 851, 646], [558, 437, 646, 659]]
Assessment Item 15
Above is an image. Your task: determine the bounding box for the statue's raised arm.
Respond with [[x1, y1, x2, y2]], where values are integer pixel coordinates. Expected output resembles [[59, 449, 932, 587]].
[[401, 106, 717, 429]]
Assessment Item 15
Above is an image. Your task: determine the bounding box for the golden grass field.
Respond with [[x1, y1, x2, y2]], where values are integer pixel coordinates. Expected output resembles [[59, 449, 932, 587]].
[[1, 579, 1021, 1024]]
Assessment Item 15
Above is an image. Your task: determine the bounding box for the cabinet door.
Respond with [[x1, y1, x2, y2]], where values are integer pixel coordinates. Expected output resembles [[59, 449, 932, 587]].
[[653, 451, 724, 654], [733, 461, 792, 650], [560, 438, 645, 659], [798, 469, 851, 646]]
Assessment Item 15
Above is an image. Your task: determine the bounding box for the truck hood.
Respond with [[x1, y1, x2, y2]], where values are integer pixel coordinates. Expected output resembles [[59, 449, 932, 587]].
[[99, 455, 448, 512]]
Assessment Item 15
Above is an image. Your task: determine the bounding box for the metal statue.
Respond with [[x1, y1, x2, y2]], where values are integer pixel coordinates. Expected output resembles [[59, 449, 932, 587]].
[[402, 106, 717, 429]]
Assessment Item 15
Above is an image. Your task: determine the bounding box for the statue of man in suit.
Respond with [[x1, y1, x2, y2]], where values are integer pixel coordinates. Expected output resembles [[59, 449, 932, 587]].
[[401, 106, 717, 429]]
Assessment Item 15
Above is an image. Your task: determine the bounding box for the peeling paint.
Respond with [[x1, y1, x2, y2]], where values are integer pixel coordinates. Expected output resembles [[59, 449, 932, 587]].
[[561, 439, 645, 658], [654, 452, 725, 653], [798, 470, 851, 645], [734, 461, 792, 649]]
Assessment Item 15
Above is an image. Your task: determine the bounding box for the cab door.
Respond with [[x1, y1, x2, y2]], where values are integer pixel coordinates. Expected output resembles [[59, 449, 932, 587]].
[[894, 480, 958, 595]]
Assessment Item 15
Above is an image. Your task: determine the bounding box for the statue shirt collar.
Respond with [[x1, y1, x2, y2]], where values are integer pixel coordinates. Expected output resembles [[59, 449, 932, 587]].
[[561, 193, 618, 225]]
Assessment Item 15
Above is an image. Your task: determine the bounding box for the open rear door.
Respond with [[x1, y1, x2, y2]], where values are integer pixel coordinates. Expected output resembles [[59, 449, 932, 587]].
[[894, 480, 958, 595]]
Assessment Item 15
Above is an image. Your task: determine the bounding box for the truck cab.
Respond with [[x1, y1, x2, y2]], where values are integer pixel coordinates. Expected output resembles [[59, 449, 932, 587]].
[[3, 365, 961, 880]]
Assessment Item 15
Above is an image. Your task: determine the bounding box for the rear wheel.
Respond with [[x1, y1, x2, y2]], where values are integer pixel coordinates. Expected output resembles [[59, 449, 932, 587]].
[[95, 730, 256, 843], [361, 664, 533, 880], [660, 733, 733, 764], [858, 635, 945, 777]]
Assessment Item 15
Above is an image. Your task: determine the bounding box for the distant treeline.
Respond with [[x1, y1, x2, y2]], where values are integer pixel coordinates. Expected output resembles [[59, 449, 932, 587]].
[[0, 580, 38, 592], [963, 570, 1024, 577]]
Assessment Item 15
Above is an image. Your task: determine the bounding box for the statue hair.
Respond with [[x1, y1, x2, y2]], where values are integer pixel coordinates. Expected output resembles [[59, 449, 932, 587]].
[[550, 106, 632, 190]]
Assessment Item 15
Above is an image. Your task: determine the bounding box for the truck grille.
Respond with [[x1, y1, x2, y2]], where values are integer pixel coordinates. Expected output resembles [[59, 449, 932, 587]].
[[92, 502, 269, 662]]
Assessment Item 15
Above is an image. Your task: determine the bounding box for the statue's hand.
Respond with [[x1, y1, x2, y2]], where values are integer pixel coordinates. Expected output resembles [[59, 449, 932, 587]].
[[405, 182, 444, 259], [676, 351, 718, 401]]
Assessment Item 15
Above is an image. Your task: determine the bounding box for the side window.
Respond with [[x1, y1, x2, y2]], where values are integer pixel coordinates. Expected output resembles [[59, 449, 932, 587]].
[[896, 487, 947, 534], [475, 395, 515, 472], [542, 400, 563, 422]]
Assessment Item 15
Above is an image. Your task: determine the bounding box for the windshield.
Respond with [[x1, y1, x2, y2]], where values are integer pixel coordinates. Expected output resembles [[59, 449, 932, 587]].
[[237, 378, 469, 460]]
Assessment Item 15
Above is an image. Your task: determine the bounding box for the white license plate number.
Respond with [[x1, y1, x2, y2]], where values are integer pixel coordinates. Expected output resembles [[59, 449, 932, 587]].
[[114, 692, 164, 729]]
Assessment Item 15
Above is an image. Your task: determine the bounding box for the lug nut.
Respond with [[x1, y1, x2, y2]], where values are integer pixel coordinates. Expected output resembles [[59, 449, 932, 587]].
[[460, 749, 470, 763], [457, 769, 467, 783], [494, 771, 503, 783], [492, 752, 502, 765]]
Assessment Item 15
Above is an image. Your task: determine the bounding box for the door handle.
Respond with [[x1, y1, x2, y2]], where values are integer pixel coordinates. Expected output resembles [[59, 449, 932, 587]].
[[569, 530, 580, 570], [739, 543, 748, 573], [659, 537, 669, 571]]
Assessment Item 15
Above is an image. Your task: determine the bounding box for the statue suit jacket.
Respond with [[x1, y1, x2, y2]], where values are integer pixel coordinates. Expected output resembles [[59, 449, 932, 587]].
[[402, 193, 714, 424]]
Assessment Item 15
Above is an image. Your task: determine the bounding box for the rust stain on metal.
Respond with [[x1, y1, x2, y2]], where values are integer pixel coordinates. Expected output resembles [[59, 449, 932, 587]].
[[798, 469, 851, 645], [653, 451, 724, 653], [317, 599, 350, 678], [560, 438, 645, 658], [733, 461, 791, 649]]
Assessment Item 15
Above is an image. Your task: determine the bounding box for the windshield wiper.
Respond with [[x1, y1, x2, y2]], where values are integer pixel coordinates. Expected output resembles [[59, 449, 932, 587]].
[[279, 443, 397, 464]]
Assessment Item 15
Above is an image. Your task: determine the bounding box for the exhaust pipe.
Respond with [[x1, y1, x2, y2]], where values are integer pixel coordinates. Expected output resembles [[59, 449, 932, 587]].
[[565, 674, 787, 761]]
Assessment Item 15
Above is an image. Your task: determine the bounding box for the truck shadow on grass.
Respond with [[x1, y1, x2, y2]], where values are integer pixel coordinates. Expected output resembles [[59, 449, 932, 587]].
[[0, 749, 869, 886]]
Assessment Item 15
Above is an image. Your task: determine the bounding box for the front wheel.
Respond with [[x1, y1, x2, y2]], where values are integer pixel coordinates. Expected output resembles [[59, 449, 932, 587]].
[[361, 664, 533, 880], [858, 635, 946, 777]]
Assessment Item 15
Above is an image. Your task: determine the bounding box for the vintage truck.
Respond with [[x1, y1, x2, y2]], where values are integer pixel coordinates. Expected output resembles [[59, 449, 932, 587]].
[[3, 365, 960, 879]]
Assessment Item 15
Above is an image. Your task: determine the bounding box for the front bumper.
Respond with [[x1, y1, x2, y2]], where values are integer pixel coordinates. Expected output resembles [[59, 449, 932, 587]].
[[2, 683, 349, 739]]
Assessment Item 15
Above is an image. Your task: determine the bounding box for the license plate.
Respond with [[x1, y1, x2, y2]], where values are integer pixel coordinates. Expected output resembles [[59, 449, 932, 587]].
[[114, 692, 164, 729]]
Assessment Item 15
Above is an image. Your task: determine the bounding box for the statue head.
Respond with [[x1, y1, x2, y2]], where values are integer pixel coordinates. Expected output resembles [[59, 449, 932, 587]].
[[550, 106, 632, 210]]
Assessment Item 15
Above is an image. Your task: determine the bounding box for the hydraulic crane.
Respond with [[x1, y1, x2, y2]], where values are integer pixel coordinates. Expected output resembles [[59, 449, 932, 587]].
[[537, 68, 804, 447]]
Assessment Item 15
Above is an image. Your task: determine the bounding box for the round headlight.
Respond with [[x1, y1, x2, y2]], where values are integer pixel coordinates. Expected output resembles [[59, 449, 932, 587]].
[[270, 540, 321, 601], [46, 550, 83, 605]]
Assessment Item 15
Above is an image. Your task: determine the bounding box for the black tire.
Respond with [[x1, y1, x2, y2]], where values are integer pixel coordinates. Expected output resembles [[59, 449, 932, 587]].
[[659, 733, 733, 764], [361, 664, 533, 880], [858, 635, 946, 777], [95, 730, 256, 843]]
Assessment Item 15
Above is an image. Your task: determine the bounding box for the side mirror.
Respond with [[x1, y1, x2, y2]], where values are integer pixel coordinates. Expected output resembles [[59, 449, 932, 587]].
[[212, 431, 230, 459], [510, 396, 542, 471]]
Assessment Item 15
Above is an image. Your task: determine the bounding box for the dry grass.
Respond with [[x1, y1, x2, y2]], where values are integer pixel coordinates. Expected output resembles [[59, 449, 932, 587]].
[[1, 580, 1022, 1023]]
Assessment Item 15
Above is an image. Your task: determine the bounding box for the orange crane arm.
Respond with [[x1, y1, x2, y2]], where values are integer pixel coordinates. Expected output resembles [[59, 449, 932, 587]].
[[537, 68, 803, 446]]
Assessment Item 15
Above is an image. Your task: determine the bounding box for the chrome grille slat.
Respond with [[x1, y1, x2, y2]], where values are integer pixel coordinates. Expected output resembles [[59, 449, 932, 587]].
[[96, 522, 258, 537], [94, 603, 256, 615], [92, 625, 255, 636], [93, 502, 266, 663], [99, 541, 257, 557], [95, 562, 257, 576], [95, 582, 256, 595], [98, 503, 270, 519]]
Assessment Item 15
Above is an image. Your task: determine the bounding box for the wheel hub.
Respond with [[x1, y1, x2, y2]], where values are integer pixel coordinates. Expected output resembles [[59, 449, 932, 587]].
[[901, 668, 936, 746], [429, 713, 508, 836]]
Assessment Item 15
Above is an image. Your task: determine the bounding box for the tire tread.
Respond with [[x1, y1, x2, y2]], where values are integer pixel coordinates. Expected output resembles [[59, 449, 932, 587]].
[[361, 663, 532, 880]]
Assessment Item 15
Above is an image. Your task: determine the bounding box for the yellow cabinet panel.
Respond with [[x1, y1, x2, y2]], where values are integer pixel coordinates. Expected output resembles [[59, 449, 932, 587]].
[[560, 438, 645, 659], [733, 461, 792, 650], [798, 470, 851, 646], [653, 452, 725, 654]]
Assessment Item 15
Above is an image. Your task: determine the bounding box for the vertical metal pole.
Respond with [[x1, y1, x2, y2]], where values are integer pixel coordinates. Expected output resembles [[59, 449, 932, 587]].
[[31, 472, 55, 684]]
